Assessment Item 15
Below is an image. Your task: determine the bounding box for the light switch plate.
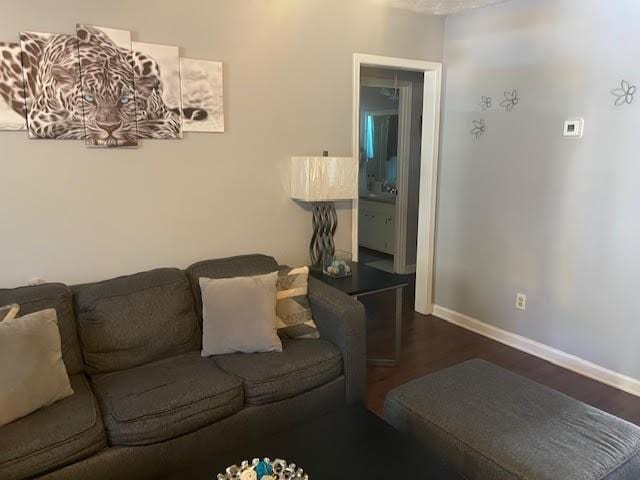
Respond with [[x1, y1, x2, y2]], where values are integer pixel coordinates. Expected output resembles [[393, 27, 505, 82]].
[[564, 118, 584, 138]]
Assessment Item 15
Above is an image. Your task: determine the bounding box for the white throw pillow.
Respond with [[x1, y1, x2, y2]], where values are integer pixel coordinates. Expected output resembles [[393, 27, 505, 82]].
[[0, 309, 74, 427], [200, 271, 282, 356]]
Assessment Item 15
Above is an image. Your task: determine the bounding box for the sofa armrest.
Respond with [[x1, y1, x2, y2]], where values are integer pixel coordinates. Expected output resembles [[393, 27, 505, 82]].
[[308, 276, 366, 406]]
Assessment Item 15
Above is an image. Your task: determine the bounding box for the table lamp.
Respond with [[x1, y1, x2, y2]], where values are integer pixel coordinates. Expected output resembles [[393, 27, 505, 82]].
[[290, 153, 358, 266]]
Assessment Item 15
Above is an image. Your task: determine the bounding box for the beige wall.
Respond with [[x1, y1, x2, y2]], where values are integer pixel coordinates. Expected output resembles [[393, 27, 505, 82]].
[[0, 0, 444, 287]]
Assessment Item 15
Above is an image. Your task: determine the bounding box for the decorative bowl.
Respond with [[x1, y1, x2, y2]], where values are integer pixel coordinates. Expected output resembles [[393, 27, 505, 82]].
[[217, 458, 308, 480], [322, 249, 352, 278]]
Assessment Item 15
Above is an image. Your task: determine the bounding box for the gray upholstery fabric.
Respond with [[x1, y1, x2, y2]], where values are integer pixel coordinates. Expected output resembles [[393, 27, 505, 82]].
[[91, 351, 243, 446], [0, 283, 83, 374], [73, 268, 200, 373], [384, 359, 640, 480], [186, 254, 278, 317], [0, 374, 106, 480], [37, 377, 345, 480], [308, 276, 366, 405], [605, 452, 640, 480], [214, 338, 342, 406]]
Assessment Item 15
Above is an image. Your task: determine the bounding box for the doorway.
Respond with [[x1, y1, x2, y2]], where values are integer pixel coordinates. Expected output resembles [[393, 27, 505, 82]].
[[352, 54, 442, 314], [358, 71, 418, 276]]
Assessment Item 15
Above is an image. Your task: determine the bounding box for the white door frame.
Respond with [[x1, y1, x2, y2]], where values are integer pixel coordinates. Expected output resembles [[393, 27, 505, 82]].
[[352, 53, 442, 314], [360, 77, 412, 274]]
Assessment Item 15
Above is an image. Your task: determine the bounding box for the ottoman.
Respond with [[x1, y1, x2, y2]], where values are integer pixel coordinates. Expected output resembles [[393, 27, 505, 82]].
[[384, 359, 640, 480]]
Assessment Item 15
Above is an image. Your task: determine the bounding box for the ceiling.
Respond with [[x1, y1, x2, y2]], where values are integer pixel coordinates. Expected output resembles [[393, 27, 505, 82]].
[[368, 0, 514, 15]]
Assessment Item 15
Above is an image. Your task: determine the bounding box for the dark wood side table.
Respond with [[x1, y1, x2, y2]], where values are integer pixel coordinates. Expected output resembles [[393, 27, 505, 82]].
[[310, 262, 408, 367]]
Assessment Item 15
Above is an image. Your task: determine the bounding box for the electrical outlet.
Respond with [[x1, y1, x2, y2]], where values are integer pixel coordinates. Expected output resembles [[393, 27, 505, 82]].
[[516, 293, 527, 311], [27, 277, 46, 286]]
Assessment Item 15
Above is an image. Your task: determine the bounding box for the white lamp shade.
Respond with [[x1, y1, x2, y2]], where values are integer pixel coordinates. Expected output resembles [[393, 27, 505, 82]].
[[290, 156, 358, 202]]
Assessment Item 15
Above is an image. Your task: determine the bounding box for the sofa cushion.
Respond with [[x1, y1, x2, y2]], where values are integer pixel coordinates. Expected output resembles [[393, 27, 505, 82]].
[[0, 283, 83, 374], [73, 268, 201, 373], [91, 351, 243, 446], [186, 254, 278, 317], [214, 338, 343, 406], [0, 374, 107, 480]]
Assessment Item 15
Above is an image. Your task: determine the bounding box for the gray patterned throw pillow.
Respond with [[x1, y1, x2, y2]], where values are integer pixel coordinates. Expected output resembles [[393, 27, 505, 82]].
[[0, 304, 19, 322], [276, 267, 319, 339]]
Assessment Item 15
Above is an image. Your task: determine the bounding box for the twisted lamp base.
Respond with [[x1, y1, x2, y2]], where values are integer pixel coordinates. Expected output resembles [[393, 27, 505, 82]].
[[310, 202, 337, 266]]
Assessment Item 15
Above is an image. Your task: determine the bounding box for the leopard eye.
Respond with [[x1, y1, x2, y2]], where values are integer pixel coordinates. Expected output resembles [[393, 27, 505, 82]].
[[83, 93, 95, 103], [119, 96, 130, 105]]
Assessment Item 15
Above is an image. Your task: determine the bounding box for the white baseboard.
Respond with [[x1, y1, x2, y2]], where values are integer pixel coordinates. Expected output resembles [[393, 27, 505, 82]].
[[432, 305, 640, 398]]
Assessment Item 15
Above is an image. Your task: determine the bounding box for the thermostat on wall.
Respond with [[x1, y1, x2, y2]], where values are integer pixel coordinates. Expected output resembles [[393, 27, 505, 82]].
[[563, 118, 584, 138]]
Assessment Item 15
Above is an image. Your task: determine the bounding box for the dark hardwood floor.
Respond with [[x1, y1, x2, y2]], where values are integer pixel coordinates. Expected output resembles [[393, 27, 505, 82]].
[[365, 309, 640, 427]]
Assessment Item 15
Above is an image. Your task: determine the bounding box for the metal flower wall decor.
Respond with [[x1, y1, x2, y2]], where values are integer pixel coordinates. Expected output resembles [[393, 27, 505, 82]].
[[470, 119, 486, 139], [468, 77, 639, 144], [480, 96, 492, 111], [500, 89, 519, 111], [470, 89, 518, 140], [611, 80, 636, 106]]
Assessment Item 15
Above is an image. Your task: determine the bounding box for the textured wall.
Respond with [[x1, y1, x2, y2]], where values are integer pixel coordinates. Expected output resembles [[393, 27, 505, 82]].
[[437, 0, 640, 378], [0, 0, 444, 286]]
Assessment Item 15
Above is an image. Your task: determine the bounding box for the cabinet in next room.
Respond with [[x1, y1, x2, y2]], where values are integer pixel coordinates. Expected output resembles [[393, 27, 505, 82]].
[[358, 198, 395, 255]]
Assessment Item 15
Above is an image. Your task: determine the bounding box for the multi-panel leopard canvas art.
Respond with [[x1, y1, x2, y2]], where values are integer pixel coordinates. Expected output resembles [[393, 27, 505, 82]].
[[20, 31, 83, 140], [180, 58, 224, 133], [77, 25, 138, 148], [0, 23, 223, 148], [0, 42, 27, 131], [131, 41, 183, 139]]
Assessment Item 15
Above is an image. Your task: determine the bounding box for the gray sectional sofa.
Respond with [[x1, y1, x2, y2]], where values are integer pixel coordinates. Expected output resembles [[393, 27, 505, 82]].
[[0, 254, 366, 480]]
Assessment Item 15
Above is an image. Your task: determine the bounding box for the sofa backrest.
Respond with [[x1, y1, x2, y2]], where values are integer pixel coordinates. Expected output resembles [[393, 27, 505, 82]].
[[186, 254, 278, 318], [0, 283, 84, 375], [73, 268, 200, 374]]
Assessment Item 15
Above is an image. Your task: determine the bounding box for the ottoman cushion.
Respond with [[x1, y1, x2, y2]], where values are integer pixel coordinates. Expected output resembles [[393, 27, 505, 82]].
[[384, 359, 640, 480]]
